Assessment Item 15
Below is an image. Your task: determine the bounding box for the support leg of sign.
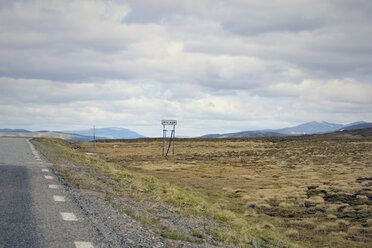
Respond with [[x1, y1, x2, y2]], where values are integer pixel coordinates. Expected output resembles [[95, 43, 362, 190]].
[[162, 124, 166, 157], [172, 125, 175, 156], [93, 125, 96, 151]]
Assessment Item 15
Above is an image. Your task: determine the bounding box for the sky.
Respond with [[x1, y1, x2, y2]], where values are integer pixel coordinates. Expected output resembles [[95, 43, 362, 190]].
[[0, 0, 371, 137]]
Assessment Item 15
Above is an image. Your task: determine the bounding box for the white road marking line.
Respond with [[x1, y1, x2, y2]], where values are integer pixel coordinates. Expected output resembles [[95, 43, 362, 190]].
[[60, 212, 78, 221], [48, 184, 59, 189], [53, 195, 65, 202], [44, 175, 54, 180], [74, 241, 94, 248], [36, 158, 41, 161], [41, 169, 49, 172]]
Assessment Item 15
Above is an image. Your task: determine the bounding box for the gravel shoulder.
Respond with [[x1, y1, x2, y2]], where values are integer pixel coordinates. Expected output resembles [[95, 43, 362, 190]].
[[51, 167, 166, 247], [32, 139, 238, 248]]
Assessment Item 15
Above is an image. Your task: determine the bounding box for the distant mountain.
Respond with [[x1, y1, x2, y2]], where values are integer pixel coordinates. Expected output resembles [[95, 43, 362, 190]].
[[199, 131, 284, 138], [337, 122, 372, 131], [0, 127, 145, 140], [335, 127, 372, 137], [199, 134, 224, 138], [271, 121, 344, 135], [220, 131, 284, 138], [0, 128, 31, 133], [0, 131, 92, 141], [64, 127, 145, 139], [343, 121, 367, 127], [199, 121, 370, 138]]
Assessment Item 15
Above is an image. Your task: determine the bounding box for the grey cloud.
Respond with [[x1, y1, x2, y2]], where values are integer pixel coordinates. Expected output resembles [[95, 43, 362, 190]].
[[124, 0, 327, 34], [0, 78, 144, 105], [1, 0, 371, 86], [0, 0, 372, 135], [123, 0, 180, 24]]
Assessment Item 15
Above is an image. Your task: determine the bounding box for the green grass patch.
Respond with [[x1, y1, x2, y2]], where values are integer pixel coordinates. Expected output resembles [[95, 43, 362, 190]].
[[154, 231, 204, 244]]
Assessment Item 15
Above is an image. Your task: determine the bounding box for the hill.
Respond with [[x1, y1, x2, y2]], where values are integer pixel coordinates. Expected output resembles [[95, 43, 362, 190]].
[[343, 121, 368, 127], [220, 130, 284, 138], [335, 127, 372, 137], [200, 121, 369, 138], [337, 122, 372, 131], [199, 134, 224, 138], [0, 127, 145, 140], [0, 128, 31, 133], [271, 121, 344, 135], [64, 127, 144, 139], [0, 131, 91, 141]]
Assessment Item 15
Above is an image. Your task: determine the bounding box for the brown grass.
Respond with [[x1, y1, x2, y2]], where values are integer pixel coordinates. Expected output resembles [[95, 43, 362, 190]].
[[63, 134, 372, 247]]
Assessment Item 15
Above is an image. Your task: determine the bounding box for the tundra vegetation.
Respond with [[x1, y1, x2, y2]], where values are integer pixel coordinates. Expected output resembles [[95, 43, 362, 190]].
[[34, 131, 372, 247]]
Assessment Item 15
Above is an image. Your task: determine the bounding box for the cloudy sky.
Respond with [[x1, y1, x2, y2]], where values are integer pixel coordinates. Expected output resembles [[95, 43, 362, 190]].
[[0, 0, 371, 137]]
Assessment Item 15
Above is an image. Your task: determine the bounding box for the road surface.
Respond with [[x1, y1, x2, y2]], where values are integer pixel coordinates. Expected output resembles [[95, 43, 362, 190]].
[[0, 137, 101, 247], [0, 137, 166, 248]]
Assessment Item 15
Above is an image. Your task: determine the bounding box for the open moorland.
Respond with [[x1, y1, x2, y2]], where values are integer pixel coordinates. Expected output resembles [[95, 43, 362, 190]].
[[35, 129, 372, 247]]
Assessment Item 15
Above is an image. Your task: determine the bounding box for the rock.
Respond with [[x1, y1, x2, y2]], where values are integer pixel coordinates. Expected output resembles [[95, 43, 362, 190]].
[[250, 239, 263, 248]]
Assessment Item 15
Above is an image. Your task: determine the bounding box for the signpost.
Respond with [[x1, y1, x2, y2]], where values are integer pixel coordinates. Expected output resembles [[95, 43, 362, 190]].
[[162, 120, 177, 157], [162, 120, 177, 125], [93, 125, 96, 150]]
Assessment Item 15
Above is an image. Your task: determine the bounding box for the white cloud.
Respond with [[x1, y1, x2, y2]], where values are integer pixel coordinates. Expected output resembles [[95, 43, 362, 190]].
[[0, 0, 371, 136], [0, 78, 144, 104], [260, 79, 372, 104]]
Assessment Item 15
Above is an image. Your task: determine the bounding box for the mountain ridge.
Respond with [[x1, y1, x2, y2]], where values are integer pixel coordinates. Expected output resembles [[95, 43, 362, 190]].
[[64, 127, 144, 139], [219, 130, 285, 138], [0, 128, 32, 133], [265, 121, 344, 135], [0, 127, 145, 140], [200, 121, 370, 138], [337, 122, 372, 131]]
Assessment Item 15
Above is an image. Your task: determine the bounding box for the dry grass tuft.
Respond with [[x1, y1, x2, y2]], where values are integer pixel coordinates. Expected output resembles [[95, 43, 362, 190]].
[[304, 196, 325, 206], [326, 214, 337, 220], [278, 201, 294, 208], [347, 225, 364, 235], [244, 209, 258, 218], [366, 219, 372, 227], [329, 231, 347, 238], [314, 224, 327, 233], [357, 195, 368, 200], [336, 219, 350, 227], [259, 222, 275, 230], [285, 229, 300, 240]]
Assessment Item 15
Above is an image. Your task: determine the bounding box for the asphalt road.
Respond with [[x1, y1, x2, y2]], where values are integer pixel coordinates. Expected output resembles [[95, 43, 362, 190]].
[[0, 137, 97, 248]]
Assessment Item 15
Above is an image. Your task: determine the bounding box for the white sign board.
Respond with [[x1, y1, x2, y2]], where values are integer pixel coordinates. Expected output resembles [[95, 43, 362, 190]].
[[162, 120, 177, 125]]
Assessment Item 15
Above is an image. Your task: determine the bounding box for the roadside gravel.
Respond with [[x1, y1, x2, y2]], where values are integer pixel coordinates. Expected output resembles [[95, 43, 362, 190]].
[[52, 167, 166, 247], [32, 139, 238, 248]]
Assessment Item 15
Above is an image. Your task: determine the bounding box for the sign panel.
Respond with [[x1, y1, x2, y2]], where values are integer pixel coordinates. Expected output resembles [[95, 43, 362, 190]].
[[162, 120, 177, 125]]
